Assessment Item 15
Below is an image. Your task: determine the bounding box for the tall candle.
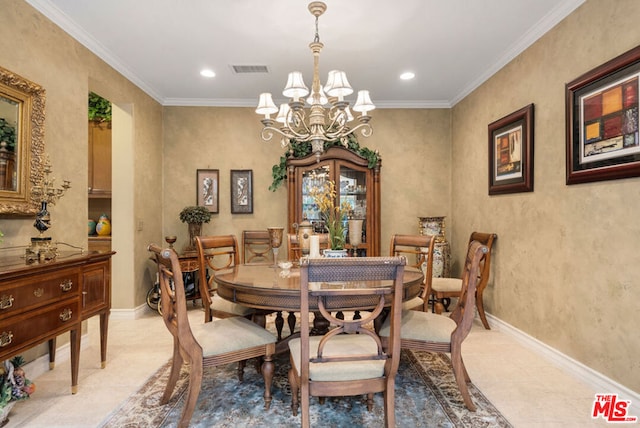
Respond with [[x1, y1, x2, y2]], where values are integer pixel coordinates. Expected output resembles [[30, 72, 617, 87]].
[[309, 235, 320, 258]]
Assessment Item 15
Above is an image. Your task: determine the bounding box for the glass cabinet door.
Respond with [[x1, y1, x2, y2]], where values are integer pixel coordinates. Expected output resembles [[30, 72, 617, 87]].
[[301, 164, 330, 232], [339, 165, 368, 255]]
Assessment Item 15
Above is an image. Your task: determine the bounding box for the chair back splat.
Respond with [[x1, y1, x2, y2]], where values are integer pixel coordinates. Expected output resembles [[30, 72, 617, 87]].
[[148, 244, 276, 428], [389, 234, 436, 312], [288, 256, 406, 428], [242, 230, 273, 264], [195, 235, 256, 323]]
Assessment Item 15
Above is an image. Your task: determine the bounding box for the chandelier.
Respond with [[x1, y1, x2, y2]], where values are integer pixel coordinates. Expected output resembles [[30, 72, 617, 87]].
[[255, 1, 375, 161]]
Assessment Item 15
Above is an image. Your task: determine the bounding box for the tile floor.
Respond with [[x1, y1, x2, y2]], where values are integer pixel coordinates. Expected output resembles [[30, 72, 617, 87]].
[[4, 307, 613, 427]]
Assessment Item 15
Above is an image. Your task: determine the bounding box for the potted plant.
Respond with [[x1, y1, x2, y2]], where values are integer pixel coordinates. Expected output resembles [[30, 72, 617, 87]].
[[0, 118, 16, 152], [179, 206, 211, 253], [1, 356, 36, 424]]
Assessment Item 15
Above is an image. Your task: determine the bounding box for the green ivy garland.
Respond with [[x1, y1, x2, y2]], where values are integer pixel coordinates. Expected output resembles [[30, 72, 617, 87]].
[[269, 134, 380, 191]]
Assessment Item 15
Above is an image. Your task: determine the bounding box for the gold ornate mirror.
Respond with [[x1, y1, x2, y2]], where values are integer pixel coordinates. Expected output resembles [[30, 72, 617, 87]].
[[0, 65, 45, 215]]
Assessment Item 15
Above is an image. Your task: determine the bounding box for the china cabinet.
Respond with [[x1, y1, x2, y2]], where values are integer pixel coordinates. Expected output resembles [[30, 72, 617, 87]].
[[287, 147, 381, 256], [88, 121, 111, 197]]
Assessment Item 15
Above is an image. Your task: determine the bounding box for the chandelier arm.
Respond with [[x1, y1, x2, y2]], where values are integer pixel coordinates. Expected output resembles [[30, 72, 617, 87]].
[[261, 126, 296, 142], [349, 123, 373, 138]]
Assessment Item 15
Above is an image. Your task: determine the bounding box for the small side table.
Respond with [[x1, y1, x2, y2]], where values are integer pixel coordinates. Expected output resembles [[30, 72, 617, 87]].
[[178, 253, 201, 305]]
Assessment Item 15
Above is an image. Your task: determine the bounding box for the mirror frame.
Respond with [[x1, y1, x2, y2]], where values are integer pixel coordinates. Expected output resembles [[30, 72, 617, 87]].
[[0, 65, 45, 216]]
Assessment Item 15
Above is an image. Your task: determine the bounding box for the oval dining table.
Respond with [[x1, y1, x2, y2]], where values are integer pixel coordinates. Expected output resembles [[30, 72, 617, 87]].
[[214, 263, 424, 350]]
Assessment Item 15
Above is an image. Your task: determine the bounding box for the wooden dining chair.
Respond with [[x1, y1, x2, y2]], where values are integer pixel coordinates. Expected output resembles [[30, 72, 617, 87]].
[[288, 257, 406, 428], [241, 229, 273, 264], [389, 234, 435, 312], [429, 232, 497, 329], [195, 235, 256, 323], [147, 244, 276, 428], [241, 229, 294, 340], [379, 240, 488, 412]]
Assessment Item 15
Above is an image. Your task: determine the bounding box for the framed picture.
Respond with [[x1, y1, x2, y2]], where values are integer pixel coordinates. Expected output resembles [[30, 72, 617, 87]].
[[488, 104, 534, 195], [196, 169, 219, 213], [566, 45, 640, 184], [230, 169, 253, 214]]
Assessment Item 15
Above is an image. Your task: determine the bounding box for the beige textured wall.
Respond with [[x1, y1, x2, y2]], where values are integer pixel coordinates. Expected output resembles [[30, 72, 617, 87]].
[[162, 107, 451, 254], [451, 0, 640, 391], [0, 0, 164, 311]]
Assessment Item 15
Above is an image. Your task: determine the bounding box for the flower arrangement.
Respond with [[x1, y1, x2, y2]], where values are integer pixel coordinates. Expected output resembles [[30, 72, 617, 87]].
[[309, 180, 351, 250], [1, 356, 35, 410], [179, 206, 211, 224]]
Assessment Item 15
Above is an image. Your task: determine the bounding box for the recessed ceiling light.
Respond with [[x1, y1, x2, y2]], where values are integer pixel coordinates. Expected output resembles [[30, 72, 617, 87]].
[[400, 72, 415, 80], [200, 69, 216, 78]]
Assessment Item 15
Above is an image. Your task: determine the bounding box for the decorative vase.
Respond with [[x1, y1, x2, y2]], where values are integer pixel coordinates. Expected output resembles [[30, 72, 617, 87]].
[[96, 214, 111, 236], [323, 249, 348, 258], [88, 219, 97, 236], [185, 222, 202, 254], [418, 216, 451, 278], [348, 219, 363, 256]]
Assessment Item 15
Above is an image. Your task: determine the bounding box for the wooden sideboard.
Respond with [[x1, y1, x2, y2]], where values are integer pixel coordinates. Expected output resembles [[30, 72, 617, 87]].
[[0, 250, 114, 394]]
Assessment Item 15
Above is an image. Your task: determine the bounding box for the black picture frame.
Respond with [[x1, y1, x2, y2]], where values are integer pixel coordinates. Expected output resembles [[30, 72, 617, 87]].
[[488, 104, 534, 195], [230, 169, 253, 214], [196, 169, 219, 213], [566, 45, 640, 184]]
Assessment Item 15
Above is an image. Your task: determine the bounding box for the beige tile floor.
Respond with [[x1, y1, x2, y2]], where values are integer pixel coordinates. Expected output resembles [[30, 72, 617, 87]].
[[4, 308, 612, 427]]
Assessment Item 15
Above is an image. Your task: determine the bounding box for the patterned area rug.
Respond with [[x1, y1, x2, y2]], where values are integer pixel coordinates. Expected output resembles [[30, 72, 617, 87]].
[[100, 348, 511, 427]]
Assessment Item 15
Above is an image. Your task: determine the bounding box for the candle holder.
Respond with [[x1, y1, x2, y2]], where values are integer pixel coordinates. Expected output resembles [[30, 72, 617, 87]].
[[25, 155, 71, 263], [267, 227, 284, 267]]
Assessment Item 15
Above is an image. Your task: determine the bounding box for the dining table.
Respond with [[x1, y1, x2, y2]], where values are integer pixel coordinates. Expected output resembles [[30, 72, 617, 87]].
[[213, 262, 424, 349]]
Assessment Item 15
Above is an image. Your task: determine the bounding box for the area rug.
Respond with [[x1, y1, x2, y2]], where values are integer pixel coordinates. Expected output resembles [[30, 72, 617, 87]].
[[99, 348, 511, 427]]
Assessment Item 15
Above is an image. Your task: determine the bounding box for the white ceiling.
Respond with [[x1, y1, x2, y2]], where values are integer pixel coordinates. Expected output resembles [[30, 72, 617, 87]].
[[27, 0, 584, 108]]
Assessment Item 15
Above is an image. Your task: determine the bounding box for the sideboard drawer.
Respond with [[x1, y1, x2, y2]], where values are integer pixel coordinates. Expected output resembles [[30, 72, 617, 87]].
[[0, 298, 81, 357], [0, 268, 80, 320]]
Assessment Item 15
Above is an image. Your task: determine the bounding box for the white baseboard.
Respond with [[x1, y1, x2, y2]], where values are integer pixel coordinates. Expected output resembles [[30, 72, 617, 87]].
[[109, 303, 152, 320], [485, 312, 640, 416]]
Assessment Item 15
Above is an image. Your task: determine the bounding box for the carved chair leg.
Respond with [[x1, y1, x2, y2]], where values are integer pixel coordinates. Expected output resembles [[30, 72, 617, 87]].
[[162, 340, 183, 404], [451, 345, 476, 411], [289, 368, 299, 416], [179, 358, 203, 428], [366, 393, 374, 411], [476, 290, 491, 329], [237, 360, 246, 382], [261, 353, 275, 410]]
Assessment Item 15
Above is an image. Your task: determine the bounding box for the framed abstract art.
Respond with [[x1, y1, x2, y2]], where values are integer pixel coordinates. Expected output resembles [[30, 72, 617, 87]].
[[566, 45, 640, 184], [488, 104, 534, 195]]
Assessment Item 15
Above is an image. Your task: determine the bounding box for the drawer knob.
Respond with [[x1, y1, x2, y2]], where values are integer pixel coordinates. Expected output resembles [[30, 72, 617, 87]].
[[0, 331, 13, 347], [60, 279, 73, 292], [34, 288, 44, 298], [0, 294, 14, 310], [59, 308, 73, 322]]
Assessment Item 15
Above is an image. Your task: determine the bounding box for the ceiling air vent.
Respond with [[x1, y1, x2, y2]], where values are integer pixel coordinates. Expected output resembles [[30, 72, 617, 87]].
[[232, 65, 269, 74]]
